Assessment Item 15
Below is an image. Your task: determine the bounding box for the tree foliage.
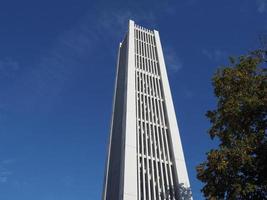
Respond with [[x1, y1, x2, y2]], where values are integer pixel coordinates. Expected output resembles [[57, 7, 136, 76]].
[[161, 183, 192, 200], [196, 50, 267, 199]]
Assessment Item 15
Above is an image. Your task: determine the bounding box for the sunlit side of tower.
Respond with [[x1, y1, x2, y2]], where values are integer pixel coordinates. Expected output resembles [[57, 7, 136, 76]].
[[102, 20, 191, 200]]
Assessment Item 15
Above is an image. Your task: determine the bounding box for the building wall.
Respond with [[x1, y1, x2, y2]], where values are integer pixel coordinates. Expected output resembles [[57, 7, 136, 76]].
[[103, 20, 191, 200], [103, 35, 128, 200], [134, 24, 181, 199]]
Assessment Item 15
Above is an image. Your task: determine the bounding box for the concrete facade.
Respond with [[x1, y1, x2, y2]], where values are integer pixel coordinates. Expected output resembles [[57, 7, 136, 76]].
[[102, 20, 191, 200]]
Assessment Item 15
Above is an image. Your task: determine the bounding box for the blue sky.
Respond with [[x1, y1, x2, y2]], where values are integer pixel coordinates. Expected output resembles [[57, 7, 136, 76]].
[[0, 0, 266, 199]]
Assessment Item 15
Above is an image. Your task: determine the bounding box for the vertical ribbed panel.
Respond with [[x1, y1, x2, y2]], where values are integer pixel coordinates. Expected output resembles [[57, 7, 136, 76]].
[[134, 24, 179, 200]]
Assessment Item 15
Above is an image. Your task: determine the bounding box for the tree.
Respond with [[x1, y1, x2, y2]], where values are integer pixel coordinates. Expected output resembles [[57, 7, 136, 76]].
[[196, 50, 267, 199], [161, 183, 192, 200]]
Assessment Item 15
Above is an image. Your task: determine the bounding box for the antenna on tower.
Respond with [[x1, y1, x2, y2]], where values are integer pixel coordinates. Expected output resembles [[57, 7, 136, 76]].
[[259, 34, 267, 62]]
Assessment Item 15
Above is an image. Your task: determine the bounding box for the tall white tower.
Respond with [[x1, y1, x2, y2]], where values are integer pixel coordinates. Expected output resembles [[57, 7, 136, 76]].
[[103, 20, 191, 200]]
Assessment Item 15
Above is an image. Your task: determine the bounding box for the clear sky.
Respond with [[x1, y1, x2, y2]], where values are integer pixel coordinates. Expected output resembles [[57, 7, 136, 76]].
[[0, 0, 266, 199]]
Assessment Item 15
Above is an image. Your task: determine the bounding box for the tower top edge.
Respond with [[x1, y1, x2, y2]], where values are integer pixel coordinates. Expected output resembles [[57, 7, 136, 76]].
[[129, 19, 135, 23], [128, 19, 157, 33]]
